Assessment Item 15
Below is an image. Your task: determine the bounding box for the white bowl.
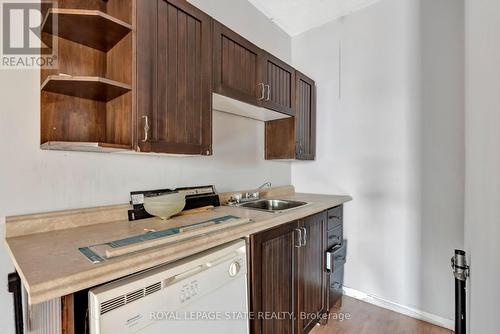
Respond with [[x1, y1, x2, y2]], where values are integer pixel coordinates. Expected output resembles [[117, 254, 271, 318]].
[[144, 192, 186, 220]]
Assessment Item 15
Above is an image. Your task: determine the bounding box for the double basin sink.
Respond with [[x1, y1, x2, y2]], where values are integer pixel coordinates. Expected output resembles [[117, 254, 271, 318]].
[[237, 199, 308, 213]]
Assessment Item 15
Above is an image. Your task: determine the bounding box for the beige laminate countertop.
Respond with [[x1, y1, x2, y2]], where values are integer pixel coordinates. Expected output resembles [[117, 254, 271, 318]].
[[5, 191, 351, 305]]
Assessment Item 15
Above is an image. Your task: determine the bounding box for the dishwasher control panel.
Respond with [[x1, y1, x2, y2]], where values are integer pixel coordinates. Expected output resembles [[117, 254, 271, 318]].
[[180, 280, 199, 303]]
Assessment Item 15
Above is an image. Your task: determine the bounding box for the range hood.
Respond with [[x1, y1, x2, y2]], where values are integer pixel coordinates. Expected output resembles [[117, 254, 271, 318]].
[[212, 93, 291, 121]]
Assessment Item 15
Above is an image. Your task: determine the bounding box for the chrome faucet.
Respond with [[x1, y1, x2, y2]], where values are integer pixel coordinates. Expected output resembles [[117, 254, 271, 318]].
[[227, 182, 272, 205], [256, 181, 272, 192], [246, 181, 272, 201]]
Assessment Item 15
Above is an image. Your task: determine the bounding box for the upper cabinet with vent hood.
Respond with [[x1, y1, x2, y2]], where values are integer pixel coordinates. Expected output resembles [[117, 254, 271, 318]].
[[212, 21, 296, 122], [212, 20, 315, 160]]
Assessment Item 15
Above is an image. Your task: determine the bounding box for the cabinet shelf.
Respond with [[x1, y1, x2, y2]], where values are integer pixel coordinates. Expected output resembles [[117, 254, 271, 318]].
[[41, 9, 132, 52], [41, 141, 132, 153], [41, 75, 131, 102]]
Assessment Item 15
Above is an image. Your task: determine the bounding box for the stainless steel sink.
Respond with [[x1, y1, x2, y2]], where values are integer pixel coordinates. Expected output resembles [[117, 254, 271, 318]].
[[238, 199, 308, 212]]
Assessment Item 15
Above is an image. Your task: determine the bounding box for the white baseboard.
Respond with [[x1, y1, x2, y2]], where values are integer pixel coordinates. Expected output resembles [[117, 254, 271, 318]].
[[342, 286, 454, 331]]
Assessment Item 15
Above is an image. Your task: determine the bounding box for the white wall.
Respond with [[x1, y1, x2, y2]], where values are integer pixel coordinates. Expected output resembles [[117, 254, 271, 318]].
[[0, 1, 291, 333], [465, 0, 500, 333], [291, 0, 464, 322], [189, 0, 291, 63]]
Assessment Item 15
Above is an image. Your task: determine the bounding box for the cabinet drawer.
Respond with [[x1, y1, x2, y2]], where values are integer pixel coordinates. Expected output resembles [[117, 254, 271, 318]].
[[327, 206, 343, 230], [327, 225, 343, 248], [329, 265, 344, 308], [330, 265, 344, 289], [326, 240, 347, 273]]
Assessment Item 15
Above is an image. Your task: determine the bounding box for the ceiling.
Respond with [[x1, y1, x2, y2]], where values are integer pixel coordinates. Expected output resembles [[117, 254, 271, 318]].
[[247, 0, 382, 36]]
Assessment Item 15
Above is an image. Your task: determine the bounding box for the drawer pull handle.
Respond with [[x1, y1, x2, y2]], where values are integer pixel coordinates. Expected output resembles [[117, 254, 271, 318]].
[[328, 215, 341, 220], [294, 228, 303, 248]]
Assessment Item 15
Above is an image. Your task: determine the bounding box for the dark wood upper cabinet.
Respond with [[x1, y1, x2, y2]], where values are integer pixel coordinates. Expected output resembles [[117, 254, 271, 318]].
[[265, 71, 316, 160], [250, 222, 298, 334], [296, 211, 328, 334], [212, 22, 297, 117], [295, 71, 316, 160], [250, 212, 328, 334], [137, 0, 212, 155], [40, 0, 316, 156], [213, 21, 262, 106], [260, 52, 296, 116]]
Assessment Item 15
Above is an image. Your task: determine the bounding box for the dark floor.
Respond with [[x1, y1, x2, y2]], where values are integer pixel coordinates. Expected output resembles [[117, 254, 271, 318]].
[[310, 296, 453, 334]]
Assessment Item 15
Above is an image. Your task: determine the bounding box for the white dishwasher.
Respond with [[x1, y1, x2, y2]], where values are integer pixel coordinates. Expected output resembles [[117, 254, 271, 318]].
[[89, 240, 248, 334]]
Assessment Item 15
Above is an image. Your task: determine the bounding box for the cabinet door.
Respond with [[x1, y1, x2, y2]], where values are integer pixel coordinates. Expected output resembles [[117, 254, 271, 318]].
[[250, 222, 299, 334], [295, 71, 316, 160], [296, 211, 328, 334], [137, 0, 212, 155], [213, 21, 262, 106], [264, 71, 316, 160], [261, 52, 296, 116]]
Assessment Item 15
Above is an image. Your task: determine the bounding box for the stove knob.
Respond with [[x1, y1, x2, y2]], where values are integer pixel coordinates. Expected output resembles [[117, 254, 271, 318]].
[[228, 261, 241, 277]]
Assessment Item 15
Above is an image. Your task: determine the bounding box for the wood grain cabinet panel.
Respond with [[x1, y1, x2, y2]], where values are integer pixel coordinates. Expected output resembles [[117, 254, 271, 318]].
[[265, 71, 316, 160], [297, 211, 328, 334], [295, 71, 316, 160], [137, 0, 212, 155], [250, 212, 328, 334], [260, 52, 296, 116], [213, 21, 261, 106], [250, 222, 298, 334]]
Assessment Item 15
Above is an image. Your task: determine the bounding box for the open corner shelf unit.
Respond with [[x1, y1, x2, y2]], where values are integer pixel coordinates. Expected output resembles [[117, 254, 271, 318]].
[[40, 0, 134, 153], [41, 76, 131, 102], [41, 8, 132, 52], [40, 141, 132, 152]]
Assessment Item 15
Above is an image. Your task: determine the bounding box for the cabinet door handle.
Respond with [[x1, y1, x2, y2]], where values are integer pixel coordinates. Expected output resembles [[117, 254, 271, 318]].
[[265, 84, 271, 101], [142, 116, 150, 142], [257, 83, 265, 100], [295, 228, 303, 248], [301, 227, 307, 246]]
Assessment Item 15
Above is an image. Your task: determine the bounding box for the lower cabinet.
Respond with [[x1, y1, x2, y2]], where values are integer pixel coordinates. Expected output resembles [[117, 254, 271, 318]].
[[250, 222, 296, 334], [297, 212, 328, 333], [250, 211, 328, 334]]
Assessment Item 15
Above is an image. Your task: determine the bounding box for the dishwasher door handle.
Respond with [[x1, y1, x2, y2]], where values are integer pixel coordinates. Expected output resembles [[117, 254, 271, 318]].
[[164, 265, 203, 286]]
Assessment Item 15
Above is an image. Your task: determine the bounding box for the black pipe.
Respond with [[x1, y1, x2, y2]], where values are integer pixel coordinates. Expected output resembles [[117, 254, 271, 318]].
[[452, 249, 469, 334], [7, 272, 23, 334], [455, 274, 466, 333]]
